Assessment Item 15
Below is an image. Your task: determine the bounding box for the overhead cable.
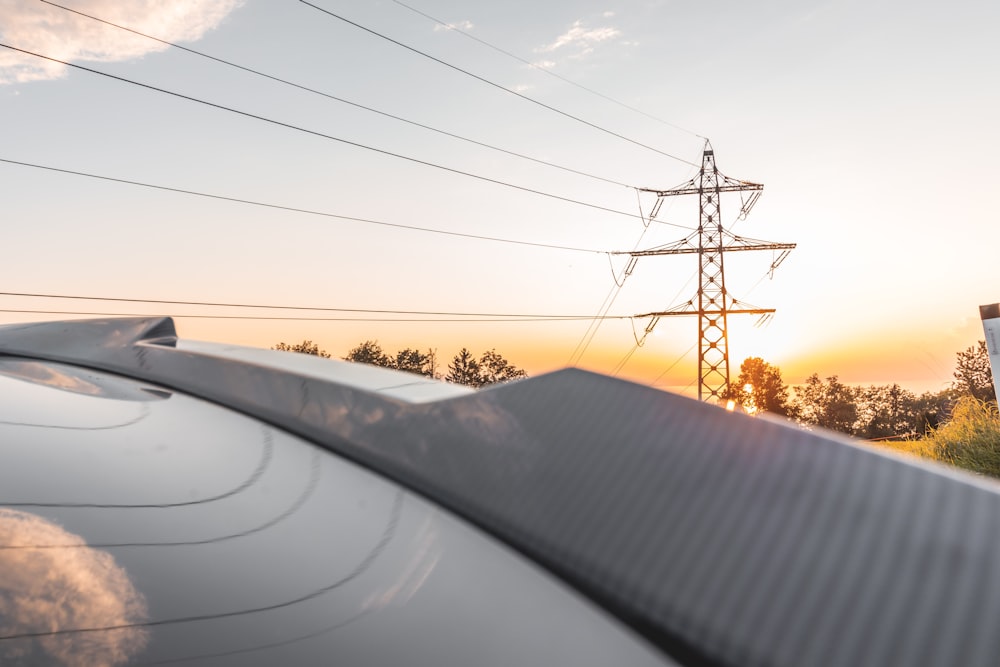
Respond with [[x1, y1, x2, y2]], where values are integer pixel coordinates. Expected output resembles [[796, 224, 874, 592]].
[[387, 0, 704, 139], [649, 344, 697, 387], [566, 183, 693, 366], [0, 292, 634, 319], [0, 157, 614, 253], [37, 0, 634, 189], [0, 44, 695, 229], [298, 0, 700, 168], [0, 309, 621, 323]]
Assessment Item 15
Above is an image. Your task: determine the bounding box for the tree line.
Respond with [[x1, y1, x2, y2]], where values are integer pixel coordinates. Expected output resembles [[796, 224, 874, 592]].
[[270, 337, 995, 439], [271, 339, 527, 388], [728, 341, 996, 439]]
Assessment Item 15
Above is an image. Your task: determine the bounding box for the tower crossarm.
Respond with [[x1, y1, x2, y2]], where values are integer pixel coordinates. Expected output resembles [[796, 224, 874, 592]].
[[639, 174, 763, 198], [636, 308, 776, 318], [625, 241, 795, 257]]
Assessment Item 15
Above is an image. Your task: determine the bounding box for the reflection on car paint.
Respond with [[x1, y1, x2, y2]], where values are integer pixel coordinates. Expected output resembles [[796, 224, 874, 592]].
[[0, 357, 671, 666], [0, 426, 275, 510], [0, 508, 150, 666], [0, 448, 321, 551]]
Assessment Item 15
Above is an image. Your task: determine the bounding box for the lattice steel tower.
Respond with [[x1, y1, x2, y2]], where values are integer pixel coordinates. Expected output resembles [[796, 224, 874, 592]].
[[633, 141, 795, 401]]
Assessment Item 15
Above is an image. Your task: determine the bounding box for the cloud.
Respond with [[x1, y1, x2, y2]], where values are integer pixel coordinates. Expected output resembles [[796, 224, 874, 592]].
[[0, 0, 243, 85], [0, 509, 149, 666], [536, 19, 622, 55], [433, 19, 474, 32]]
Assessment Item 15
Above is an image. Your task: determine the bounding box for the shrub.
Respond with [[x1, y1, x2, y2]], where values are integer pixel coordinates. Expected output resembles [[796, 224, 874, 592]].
[[926, 397, 1000, 477], [879, 396, 1000, 478]]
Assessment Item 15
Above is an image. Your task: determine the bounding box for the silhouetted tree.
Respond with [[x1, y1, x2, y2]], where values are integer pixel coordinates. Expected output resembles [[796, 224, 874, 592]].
[[343, 340, 391, 367], [272, 340, 331, 358], [727, 357, 792, 416], [478, 348, 528, 386], [445, 348, 528, 387], [953, 341, 996, 403], [854, 383, 919, 439], [447, 348, 482, 387], [392, 348, 437, 378], [792, 374, 857, 435], [912, 390, 955, 435]]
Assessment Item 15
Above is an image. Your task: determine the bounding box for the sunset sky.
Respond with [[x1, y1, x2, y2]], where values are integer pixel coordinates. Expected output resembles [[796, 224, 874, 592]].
[[1, 0, 997, 398]]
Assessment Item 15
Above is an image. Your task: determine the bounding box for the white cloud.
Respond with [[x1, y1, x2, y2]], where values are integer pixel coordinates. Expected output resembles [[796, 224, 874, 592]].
[[433, 19, 474, 32], [603, 11, 616, 18], [535, 20, 621, 67], [0, 0, 243, 85], [0, 509, 149, 666], [533, 59, 557, 69], [536, 19, 622, 56]]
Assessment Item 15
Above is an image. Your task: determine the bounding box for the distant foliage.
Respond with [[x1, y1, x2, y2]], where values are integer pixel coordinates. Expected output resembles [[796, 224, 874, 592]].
[[791, 374, 858, 434], [926, 397, 1000, 476], [342, 340, 437, 378], [393, 348, 438, 377], [879, 397, 1000, 479], [953, 341, 996, 403], [272, 340, 331, 358], [446, 348, 481, 387], [340, 340, 524, 386], [445, 347, 526, 388], [729, 347, 1000, 477], [726, 357, 792, 416], [720, 356, 946, 438], [853, 384, 918, 439], [476, 348, 528, 387], [343, 340, 391, 368]]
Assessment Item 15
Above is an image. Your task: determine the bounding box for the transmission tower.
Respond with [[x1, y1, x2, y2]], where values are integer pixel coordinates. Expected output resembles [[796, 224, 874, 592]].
[[631, 140, 795, 402]]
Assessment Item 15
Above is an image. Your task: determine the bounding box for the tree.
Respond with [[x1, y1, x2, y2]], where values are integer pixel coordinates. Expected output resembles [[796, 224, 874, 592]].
[[478, 348, 528, 386], [343, 340, 391, 367], [912, 390, 955, 434], [447, 348, 482, 387], [446, 348, 528, 387], [854, 383, 919, 439], [272, 340, 331, 358], [791, 374, 857, 435], [314, 339, 527, 386], [727, 357, 792, 416], [953, 341, 996, 403], [392, 348, 437, 378]]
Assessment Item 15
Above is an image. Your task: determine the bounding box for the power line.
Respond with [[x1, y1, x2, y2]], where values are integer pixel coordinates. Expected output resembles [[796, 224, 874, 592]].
[[387, 0, 704, 139], [567, 207, 651, 366], [610, 341, 641, 376], [0, 157, 616, 253], [37, 0, 635, 189], [0, 309, 622, 323], [298, 0, 700, 168], [0, 43, 693, 228], [566, 178, 697, 366], [0, 292, 635, 319], [649, 344, 697, 387]]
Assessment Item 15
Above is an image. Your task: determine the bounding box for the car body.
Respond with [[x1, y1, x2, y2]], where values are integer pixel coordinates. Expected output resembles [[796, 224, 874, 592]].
[[2, 317, 1000, 666]]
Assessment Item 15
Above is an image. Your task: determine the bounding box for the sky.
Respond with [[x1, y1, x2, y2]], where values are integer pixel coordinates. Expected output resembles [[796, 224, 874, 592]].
[[1, 0, 997, 398]]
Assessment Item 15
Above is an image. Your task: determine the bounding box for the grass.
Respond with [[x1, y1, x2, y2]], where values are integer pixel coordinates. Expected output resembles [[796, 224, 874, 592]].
[[877, 396, 1000, 479]]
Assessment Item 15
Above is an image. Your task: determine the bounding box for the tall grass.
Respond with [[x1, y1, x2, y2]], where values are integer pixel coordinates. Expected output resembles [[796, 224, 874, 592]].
[[878, 396, 1000, 478]]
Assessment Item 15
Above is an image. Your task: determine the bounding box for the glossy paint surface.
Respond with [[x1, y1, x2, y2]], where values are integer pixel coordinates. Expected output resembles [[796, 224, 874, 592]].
[[0, 357, 668, 666]]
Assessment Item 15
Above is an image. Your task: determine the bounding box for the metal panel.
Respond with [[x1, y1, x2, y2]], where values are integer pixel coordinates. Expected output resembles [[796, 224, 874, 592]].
[[3, 317, 1000, 666], [0, 358, 669, 666]]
